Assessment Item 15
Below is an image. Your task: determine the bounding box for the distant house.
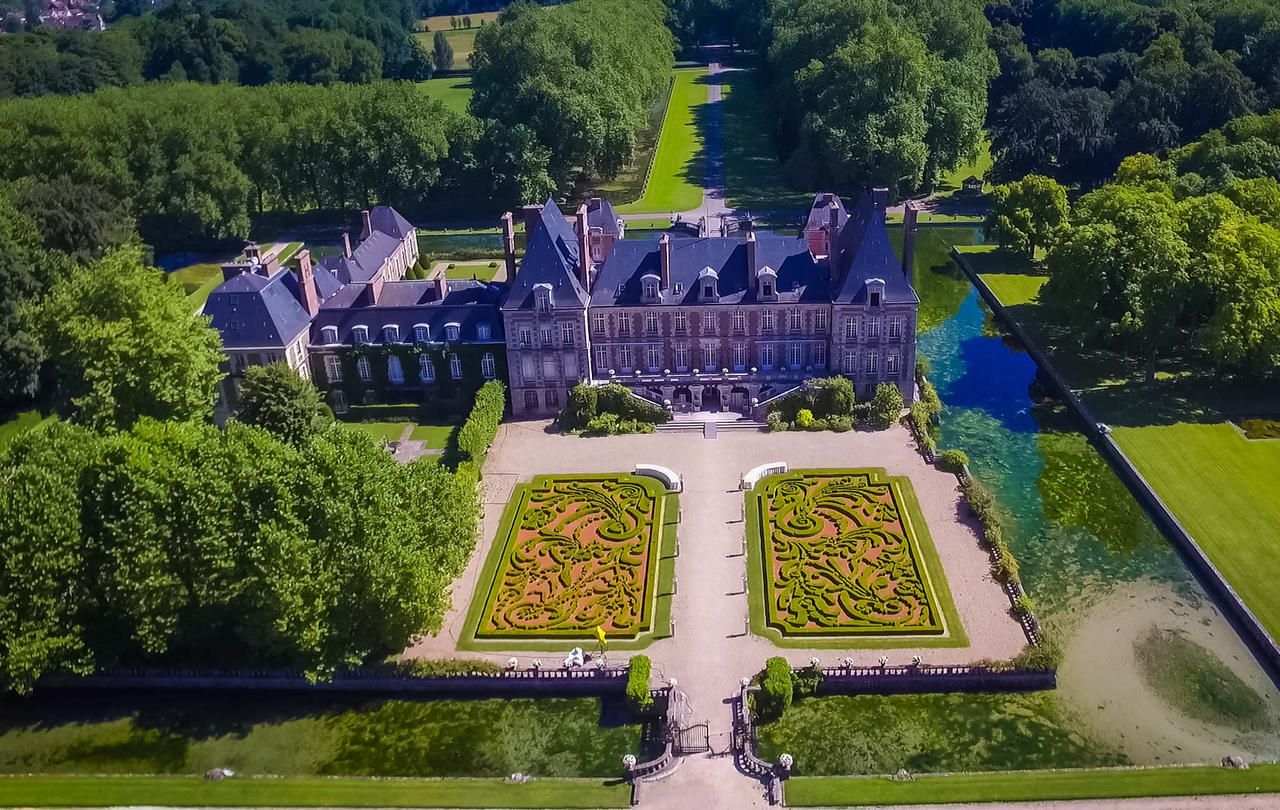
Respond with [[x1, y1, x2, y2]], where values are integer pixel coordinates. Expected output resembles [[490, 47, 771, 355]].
[[962, 175, 984, 194], [203, 206, 505, 418]]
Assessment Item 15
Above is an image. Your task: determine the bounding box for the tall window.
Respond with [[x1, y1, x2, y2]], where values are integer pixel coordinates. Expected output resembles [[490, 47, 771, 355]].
[[540, 325, 554, 346], [788, 308, 802, 333], [449, 353, 463, 379], [867, 318, 880, 339], [618, 318, 632, 338], [761, 310, 775, 333], [325, 355, 343, 382], [889, 317, 902, 339], [789, 343, 803, 368], [542, 355, 558, 379], [594, 345, 609, 371], [886, 353, 899, 374], [477, 323, 492, 340], [387, 355, 404, 384], [356, 356, 372, 382], [843, 317, 856, 339], [561, 322, 575, 347], [674, 311, 688, 334], [866, 353, 878, 374], [419, 355, 435, 382], [519, 327, 532, 348], [815, 311, 828, 333], [618, 345, 633, 370], [674, 343, 689, 371], [646, 345, 661, 371], [414, 325, 430, 343], [732, 310, 745, 333], [870, 290, 881, 308], [536, 288, 552, 314], [643, 279, 658, 299], [813, 343, 826, 368], [844, 350, 857, 373], [760, 344, 774, 369], [702, 311, 716, 333], [592, 311, 606, 336], [546, 389, 560, 407], [645, 312, 659, 335], [481, 352, 496, 379], [702, 344, 717, 371], [733, 343, 747, 371], [524, 390, 539, 410]]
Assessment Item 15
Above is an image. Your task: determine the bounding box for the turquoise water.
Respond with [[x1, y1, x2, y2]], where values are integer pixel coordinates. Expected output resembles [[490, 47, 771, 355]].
[[762, 228, 1280, 775]]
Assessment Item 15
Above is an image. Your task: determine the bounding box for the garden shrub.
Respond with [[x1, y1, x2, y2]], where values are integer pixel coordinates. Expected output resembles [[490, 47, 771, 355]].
[[768, 377, 856, 426], [795, 408, 814, 429], [626, 655, 653, 712], [1014, 631, 1063, 669], [488, 261, 498, 268], [457, 380, 505, 466], [793, 663, 823, 699], [562, 382, 667, 430], [756, 656, 793, 722], [584, 413, 620, 436], [1013, 593, 1035, 617], [937, 449, 970, 475], [868, 383, 904, 429], [827, 415, 853, 432], [766, 411, 788, 432], [393, 658, 504, 677], [562, 383, 599, 428]]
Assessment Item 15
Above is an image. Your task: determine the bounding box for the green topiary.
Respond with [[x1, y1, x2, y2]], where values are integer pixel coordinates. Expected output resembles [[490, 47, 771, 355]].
[[756, 656, 793, 722], [937, 449, 969, 474], [795, 408, 814, 428], [793, 663, 823, 699], [626, 654, 653, 712]]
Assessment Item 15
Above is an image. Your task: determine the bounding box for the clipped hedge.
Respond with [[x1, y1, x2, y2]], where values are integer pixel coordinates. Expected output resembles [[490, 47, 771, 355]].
[[769, 376, 856, 423], [560, 382, 668, 431], [626, 654, 653, 712], [458, 380, 506, 466], [937, 449, 970, 475], [755, 656, 793, 722], [392, 658, 505, 677]]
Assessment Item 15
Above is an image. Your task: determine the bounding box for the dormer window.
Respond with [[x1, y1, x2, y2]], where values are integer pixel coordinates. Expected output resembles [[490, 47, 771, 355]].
[[762, 281, 774, 297], [866, 278, 885, 309], [352, 325, 369, 345], [642, 275, 660, 302], [870, 291, 881, 307], [321, 325, 339, 344], [477, 322, 491, 340], [698, 267, 719, 301], [413, 324, 430, 343], [445, 323, 460, 341], [382, 324, 399, 343], [674, 282, 684, 296], [757, 266, 778, 301], [534, 284, 553, 314]]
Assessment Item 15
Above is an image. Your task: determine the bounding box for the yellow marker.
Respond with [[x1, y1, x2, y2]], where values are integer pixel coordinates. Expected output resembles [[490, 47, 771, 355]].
[[595, 625, 608, 645]]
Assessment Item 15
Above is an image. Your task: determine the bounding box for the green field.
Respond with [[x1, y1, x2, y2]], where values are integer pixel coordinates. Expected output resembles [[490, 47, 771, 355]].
[[0, 410, 51, 450], [784, 764, 1280, 807], [721, 70, 812, 212], [0, 775, 629, 808], [960, 245, 1280, 645], [615, 68, 707, 214], [415, 28, 478, 68], [418, 76, 473, 114], [938, 135, 993, 195], [167, 261, 224, 311]]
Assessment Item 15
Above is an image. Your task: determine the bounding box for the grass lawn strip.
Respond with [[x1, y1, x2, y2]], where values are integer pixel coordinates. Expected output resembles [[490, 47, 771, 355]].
[[460, 475, 674, 651], [416, 76, 473, 115], [783, 764, 1280, 806], [0, 775, 629, 808], [745, 468, 967, 649], [616, 68, 707, 214]]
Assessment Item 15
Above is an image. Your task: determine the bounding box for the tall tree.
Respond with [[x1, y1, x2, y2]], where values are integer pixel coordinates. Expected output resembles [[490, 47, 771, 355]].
[[28, 247, 225, 431], [432, 30, 453, 71], [234, 363, 333, 447], [985, 174, 1069, 258]]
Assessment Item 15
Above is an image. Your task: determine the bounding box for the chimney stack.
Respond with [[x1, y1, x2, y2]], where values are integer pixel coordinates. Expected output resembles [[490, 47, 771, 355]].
[[902, 201, 919, 278], [370, 274, 384, 305], [575, 203, 591, 291], [296, 249, 319, 315], [659, 233, 671, 292], [342, 232, 352, 258], [361, 209, 373, 240], [522, 203, 544, 239], [746, 231, 758, 296], [501, 212, 517, 282], [244, 242, 261, 262], [828, 201, 842, 284], [432, 271, 447, 302], [872, 187, 889, 211]]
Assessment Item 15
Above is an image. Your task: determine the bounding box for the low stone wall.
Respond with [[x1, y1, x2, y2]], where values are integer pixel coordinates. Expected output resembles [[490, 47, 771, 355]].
[[808, 663, 1055, 696], [37, 666, 631, 697], [953, 248, 1280, 689]]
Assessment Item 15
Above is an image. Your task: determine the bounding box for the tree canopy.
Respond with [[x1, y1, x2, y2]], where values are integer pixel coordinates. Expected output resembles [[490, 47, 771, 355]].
[[984, 174, 1070, 258], [234, 363, 333, 447]]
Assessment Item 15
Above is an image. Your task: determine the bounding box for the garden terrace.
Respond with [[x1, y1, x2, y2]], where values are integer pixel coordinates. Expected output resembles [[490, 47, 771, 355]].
[[746, 468, 964, 646], [463, 474, 674, 648]]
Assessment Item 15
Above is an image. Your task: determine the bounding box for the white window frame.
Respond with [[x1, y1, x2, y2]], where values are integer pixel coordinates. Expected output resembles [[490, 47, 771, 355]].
[[445, 324, 461, 342], [789, 343, 803, 369], [646, 345, 661, 371], [481, 352, 496, 379], [560, 322, 575, 346], [592, 311, 606, 336], [761, 310, 775, 333], [702, 311, 716, 333], [760, 344, 774, 370], [732, 310, 745, 333], [324, 355, 343, 382], [382, 325, 399, 344], [645, 312, 659, 335], [618, 345, 633, 370], [674, 311, 688, 334], [321, 326, 339, 344], [413, 324, 430, 343], [518, 327, 532, 348], [356, 356, 372, 382], [789, 309, 802, 333], [477, 322, 492, 340], [674, 343, 689, 372], [702, 344, 716, 371], [449, 353, 463, 379], [419, 354, 435, 382], [593, 345, 609, 371], [733, 343, 746, 371], [352, 325, 369, 345], [387, 355, 404, 384]]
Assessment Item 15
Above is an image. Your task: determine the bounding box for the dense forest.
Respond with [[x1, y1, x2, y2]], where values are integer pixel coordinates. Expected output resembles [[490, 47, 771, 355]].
[[0, 0, 431, 98]]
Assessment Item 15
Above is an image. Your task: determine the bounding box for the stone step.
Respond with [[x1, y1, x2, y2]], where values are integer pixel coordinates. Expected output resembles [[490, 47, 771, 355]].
[[717, 421, 768, 431], [655, 422, 704, 433]]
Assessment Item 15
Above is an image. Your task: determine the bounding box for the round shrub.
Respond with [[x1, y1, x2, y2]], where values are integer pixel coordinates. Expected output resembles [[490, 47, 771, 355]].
[[766, 411, 787, 432], [756, 656, 793, 722], [447, 262, 456, 269], [488, 261, 498, 268], [937, 449, 970, 475], [828, 415, 853, 432], [795, 408, 814, 429]]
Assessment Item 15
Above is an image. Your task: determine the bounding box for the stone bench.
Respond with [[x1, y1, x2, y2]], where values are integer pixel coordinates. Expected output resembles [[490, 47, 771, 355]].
[[740, 462, 787, 491], [634, 464, 682, 493]]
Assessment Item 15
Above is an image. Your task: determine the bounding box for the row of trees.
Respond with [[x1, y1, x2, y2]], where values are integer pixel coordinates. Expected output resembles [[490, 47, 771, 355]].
[[763, 0, 997, 195], [986, 110, 1280, 379], [0, 416, 478, 693], [986, 0, 1280, 185], [0, 0, 432, 99]]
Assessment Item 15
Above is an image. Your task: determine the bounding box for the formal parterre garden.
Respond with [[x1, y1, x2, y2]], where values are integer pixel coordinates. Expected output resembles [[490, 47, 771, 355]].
[[463, 474, 675, 649], [746, 469, 964, 647]]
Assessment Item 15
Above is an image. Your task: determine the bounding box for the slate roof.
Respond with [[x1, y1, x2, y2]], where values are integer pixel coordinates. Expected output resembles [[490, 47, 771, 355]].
[[204, 270, 312, 349], [804, 192, 847, 233], [831, 194, 918, 305], [363, 205, 415, 241], [589, 235, 829, 307], [312, 280, 505, 345], [586, 198, 621, 235], [502, 197, 589, 311], [321, 204, 415, 285]]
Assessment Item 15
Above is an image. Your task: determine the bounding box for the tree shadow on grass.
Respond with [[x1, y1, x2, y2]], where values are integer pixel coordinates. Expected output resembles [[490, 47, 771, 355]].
[[709, 69, 813, 213]]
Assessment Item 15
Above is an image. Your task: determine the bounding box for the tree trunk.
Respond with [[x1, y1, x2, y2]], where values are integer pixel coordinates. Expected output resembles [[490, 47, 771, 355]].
[[1145, 348, 1157, 383]]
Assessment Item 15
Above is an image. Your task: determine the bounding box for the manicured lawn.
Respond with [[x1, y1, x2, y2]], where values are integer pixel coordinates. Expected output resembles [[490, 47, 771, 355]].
[[272, 241, 302, 263], [937, 134, 993, 195], [1112, 422, 1280, 639], [745, 468, 966, 649], [721, 69, 812, 212], [342, 421, 409, 443], [418, 76, 473, 115], [0, 410, 51, 449], [616, 68, 707, 214], [167, 261, 224, 311], [436, 260, 503, 281], [0, 775, 630, 808], [410, 422, 457, 448], [980, 272, 1047, 307], [783, 764, 1280, 806]]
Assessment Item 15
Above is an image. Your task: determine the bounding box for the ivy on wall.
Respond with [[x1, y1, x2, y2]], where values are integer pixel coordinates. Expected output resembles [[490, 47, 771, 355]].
[[311, 343, 510, 414]]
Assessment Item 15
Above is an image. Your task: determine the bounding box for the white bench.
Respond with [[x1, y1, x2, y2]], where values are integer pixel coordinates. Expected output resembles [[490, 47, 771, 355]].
[[740, 462, 787, 491], [634, 464, 682, 493]]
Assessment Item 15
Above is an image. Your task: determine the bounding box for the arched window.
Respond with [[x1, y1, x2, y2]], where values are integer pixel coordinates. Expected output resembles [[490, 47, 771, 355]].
[[414, 324, 430, 343], [352, 325, 369, 345], [382, 324, 399, 343], [387, 355, 404, 384], [321, 325, 339, 344], [419, 354, 435, 382], [445, 323, 460, 342]]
